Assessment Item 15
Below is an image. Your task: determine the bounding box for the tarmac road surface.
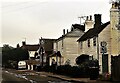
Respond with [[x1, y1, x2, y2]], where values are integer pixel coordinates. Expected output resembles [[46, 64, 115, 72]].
[[2, 68, 116, 83], [2, 70, 30, 83], [2, 69, 72, 83]]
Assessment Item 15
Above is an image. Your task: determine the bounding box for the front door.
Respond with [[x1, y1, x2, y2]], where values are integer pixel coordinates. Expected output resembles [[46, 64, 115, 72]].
[[102, 54, 108, 73]]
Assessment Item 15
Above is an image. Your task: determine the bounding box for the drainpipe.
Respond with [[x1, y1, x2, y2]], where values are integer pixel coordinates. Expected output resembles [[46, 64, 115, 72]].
[[97, 35, 99, 61]]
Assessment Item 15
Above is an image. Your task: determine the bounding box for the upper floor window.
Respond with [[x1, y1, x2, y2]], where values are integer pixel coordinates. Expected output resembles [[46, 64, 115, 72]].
[[80, 42, 83, 49], [88, 39, 90, 47], [93, 37, 96, 46]]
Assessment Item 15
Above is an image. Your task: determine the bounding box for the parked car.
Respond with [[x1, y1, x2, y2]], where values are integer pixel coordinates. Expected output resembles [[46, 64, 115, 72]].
[[18, 61, 27, 69]]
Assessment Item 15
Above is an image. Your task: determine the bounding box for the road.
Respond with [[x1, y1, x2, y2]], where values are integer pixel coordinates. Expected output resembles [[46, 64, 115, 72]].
[[2, 69, 72, 83], [2, 68, 115, 83], [2, 70, 30, 83]]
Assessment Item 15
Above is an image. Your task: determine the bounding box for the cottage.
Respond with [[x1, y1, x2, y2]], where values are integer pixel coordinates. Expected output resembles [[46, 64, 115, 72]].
[[77, 17, 110, 74], [21, 41, 40, 70]]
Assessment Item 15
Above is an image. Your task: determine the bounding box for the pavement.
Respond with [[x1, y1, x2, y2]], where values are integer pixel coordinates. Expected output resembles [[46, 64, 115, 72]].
[[35, 71, 112, 83], [2, 68, 113, 83], [36, 71, 90, 83]]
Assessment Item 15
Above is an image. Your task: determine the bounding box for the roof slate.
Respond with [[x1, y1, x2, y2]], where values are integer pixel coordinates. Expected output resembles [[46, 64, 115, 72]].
[[77, 21, 110, 42], [21, 44, 40, 51], [55, 24, 85, 41], [72, 24, 85, 31]]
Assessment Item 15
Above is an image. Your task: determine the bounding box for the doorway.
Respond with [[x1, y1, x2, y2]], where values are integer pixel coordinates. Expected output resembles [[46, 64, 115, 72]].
[[102, 54, 108, 73]]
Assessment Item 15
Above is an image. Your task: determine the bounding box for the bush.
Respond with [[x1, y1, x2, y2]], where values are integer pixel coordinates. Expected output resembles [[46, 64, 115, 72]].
[[56, 65, 71, 75], [56, 65, 89, 78], [41, 60, 99, 78]]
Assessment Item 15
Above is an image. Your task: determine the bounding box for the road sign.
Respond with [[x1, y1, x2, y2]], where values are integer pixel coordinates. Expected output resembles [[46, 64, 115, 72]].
[[101, 41, 107, 47], [101, 46, 107, 53]]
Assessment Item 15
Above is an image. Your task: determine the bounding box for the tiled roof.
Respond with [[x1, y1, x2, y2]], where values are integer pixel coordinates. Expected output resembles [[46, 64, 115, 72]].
[[55, 24, 85, 42], [21, 44, 40, 51], [72, 24, 85, 31], [77, 21, 110, 42]]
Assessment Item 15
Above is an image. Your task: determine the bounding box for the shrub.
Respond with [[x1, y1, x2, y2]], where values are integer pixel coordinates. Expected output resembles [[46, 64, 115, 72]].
[[41, 60, 98, 78], [56, 65, 89, 78]]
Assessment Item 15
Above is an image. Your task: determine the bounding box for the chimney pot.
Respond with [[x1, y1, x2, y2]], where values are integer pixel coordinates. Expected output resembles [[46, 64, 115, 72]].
[[63, 29, 65, 35], [90, 15, 92, 20], [86, 16, 89, 20], [67, 29, 69, 33]]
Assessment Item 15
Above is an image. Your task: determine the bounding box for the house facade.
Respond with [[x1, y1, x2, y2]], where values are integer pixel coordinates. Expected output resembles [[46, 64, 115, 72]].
[[78, 21, 110, 74], [52, 24, 85, 66], [77, 1, 120, 74], [21, 41, 40, 70]]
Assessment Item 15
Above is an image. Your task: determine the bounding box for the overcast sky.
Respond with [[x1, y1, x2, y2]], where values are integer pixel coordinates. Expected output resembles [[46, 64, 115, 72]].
[[1, 0, 112, 47]]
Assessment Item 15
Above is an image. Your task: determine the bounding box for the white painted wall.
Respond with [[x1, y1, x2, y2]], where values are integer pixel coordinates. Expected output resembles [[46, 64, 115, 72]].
[[29, 51, 36, 57]]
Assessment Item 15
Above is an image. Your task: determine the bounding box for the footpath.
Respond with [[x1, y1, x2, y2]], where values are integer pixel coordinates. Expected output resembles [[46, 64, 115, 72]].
[[36, 71, 112, 83], [4, 68, 113, 83]]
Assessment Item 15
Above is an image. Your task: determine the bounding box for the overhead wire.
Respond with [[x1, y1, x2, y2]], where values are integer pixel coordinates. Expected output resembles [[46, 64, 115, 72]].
[[2, 1, 31, 8], [2, 1, 48, 13]]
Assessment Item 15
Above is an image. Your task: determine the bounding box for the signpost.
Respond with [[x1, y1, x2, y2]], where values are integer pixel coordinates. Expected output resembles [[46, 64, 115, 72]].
[[101, 41, 108, 73]]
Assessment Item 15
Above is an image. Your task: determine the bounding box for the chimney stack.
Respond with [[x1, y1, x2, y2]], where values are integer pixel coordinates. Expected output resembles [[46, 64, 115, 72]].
[[94, 14, 101, 28], [86, 16, 89, 20], [85, 15, 94, 32], [22, 41, 26, 46], [63, 29, 65, 35], [90, 15, 92, 20], [67, 29, 69, 33]]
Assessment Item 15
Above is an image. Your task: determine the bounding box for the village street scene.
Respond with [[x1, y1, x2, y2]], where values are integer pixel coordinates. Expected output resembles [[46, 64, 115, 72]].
[[1, 0, 120, 83]]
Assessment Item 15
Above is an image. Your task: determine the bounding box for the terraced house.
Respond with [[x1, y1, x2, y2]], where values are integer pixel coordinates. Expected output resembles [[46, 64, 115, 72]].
[[78, 1, 120, 74]]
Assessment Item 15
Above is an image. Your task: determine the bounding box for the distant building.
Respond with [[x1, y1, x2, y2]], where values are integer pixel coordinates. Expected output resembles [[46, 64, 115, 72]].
[[21, 38, 55, 70], [39, 38, 55, 66], [52, 24, 85, 66], [21, 41, 40, 70]]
